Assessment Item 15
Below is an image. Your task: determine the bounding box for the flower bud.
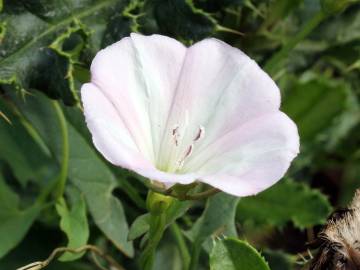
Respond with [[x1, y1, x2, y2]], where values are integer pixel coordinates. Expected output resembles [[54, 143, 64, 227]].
[[146, 191, 173, 216], [321, 0, 359, 15]]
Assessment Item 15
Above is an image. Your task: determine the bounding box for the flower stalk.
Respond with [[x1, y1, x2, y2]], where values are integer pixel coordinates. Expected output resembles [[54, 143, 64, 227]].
[[147, 182, 220, 201], [189, 241, 202, 270], [140, 191, 173, 270]]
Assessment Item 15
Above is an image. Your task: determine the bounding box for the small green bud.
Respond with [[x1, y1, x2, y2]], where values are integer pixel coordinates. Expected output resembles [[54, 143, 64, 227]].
[[321, 0, 359, 15], [146, 191, 173, 215]]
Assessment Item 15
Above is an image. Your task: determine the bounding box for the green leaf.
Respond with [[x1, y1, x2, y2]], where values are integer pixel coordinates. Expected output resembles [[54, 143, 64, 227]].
[[264, 0, 303, 26], [187, 193, 239, 244], [153, 0, 216, 41], [210, 238, 270, 270], [0, 99, 56, 186], [55, 187, 89, 261], [164, 199, 192, 226], [317, 8, 360, 45], [186, 193, 239, 269], [0, 0, 128, 105], [129, 199, 190, 241], [153, 232, 183, 270], [12, 92, 134, 257], [282, 75, 348, 142], [321, 0, 360, 17], [128, 214, 151, 241], [237, 179, 332, 229], [67, 127, 134, 257], [0, 174, 41, 258]]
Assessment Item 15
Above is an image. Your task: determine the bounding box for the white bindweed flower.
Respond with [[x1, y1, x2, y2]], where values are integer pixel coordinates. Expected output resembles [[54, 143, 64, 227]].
[[81, 33, 300, 197]]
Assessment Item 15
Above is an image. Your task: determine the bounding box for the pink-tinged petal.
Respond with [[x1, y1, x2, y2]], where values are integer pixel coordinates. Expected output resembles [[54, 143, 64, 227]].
[[89, 33, 186, 163], [82, 82, 201, 185], [81, 83, 151, 170], [134, 169, 200, 185], [157, 38, 281, 172], [82, 34, 300, 196], [186, 112, 299, 197]]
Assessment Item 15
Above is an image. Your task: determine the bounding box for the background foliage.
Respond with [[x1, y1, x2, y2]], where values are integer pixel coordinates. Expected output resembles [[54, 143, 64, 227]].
[[0, 0, 360, 269]]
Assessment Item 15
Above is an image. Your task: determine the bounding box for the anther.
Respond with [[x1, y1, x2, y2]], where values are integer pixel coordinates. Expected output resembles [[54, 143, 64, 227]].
[[172, 125, 180, 146], [194, 126, 205, 142], [177, 144, 193, 169], [184, 144, 193, 159]]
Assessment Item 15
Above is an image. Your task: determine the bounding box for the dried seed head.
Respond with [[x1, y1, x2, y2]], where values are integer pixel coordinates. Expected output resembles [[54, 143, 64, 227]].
[[309, 190, 360, 270]]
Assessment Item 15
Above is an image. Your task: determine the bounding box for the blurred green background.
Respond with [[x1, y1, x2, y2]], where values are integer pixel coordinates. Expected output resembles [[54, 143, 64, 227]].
[[0, 0, 359, 269]]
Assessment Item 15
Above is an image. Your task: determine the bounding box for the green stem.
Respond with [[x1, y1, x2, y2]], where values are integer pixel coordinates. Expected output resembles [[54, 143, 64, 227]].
[[140, 191, 174, 270], [52, 101, 69, 201], [188, 241, 201, 270], [183, 188, 220, 201], [170, 223, 190, 270], [4, 99, 66, 204], [5, 100, 51, 156], [264, 11, 326, 76], [147, 183, 220, 201], [36, 178, 58, 204], [140, 212, 167, 270]]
